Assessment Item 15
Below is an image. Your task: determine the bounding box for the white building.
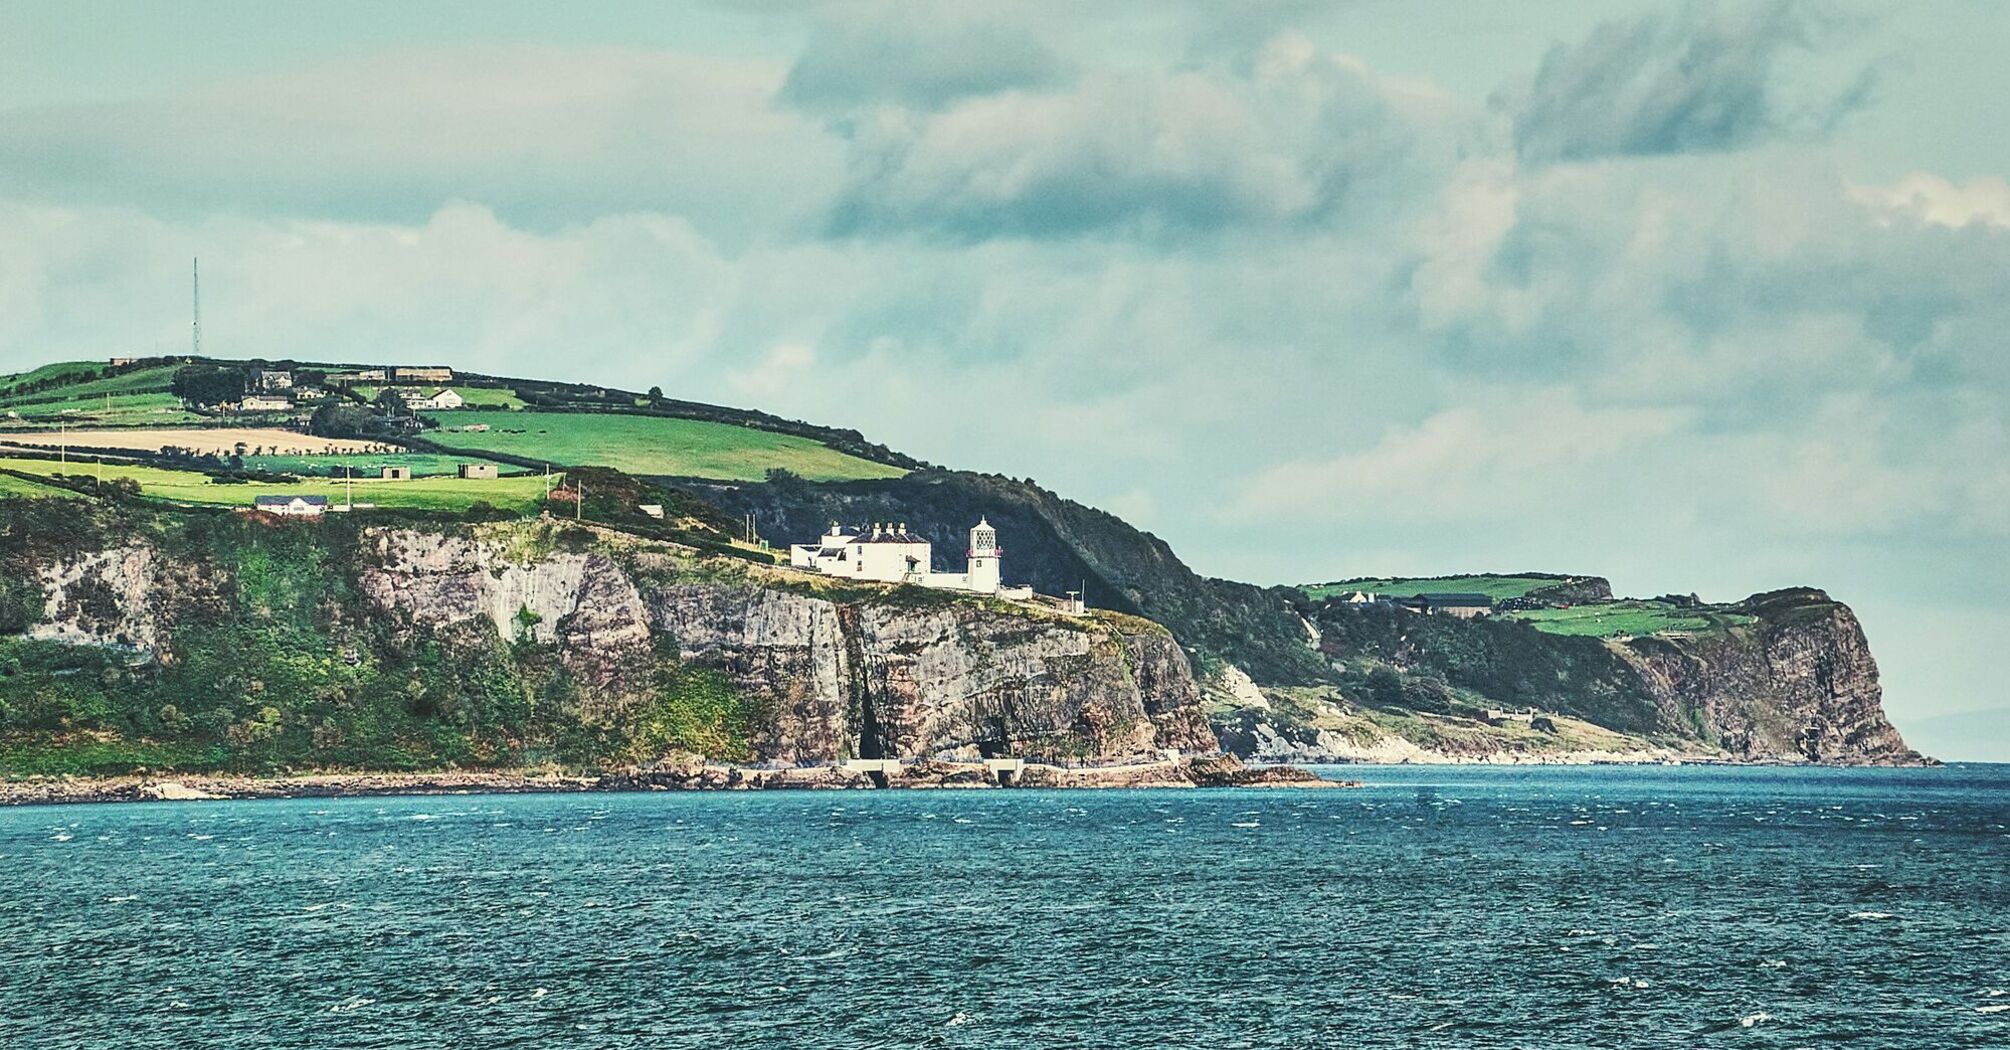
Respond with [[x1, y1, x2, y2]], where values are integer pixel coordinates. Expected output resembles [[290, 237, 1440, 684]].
[[249, 368, 294, 392], [790, 518, 1028, 597], [239, 395, 294, 412], [253, 495, 328, 517], [400, 388, 465, 411]]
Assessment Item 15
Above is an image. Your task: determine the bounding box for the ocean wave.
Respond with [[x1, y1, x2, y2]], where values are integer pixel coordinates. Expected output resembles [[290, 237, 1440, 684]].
[[1740, 1011, 1772, 1027]]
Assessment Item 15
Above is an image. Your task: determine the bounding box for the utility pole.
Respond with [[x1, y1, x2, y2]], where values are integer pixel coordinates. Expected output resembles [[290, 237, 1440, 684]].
[[575, 480, 583, 520]]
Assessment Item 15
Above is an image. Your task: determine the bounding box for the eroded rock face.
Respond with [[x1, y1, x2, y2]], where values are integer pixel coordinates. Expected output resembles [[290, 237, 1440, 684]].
[[29, 544, 159, 654], [351, 527, 1215, 764], [1628, 589, 1921, 764], [644, 581, 1216, 764], [355, 528, 654, 691]]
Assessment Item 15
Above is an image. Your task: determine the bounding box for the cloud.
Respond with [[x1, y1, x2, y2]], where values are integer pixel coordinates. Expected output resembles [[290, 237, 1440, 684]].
[[1501, 1, 1873, 163], [822, 35, 1458, 241], [781, 5, 1076, 113], [0, 200, 734, 385], [1231, 392, 1688, 523], [0, 45, 839, 240], [1852, 173, 2010, 229]]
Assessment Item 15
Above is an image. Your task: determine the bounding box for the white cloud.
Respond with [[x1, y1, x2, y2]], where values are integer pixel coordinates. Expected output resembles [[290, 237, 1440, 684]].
[[1851, 173, 2010, 229], [1232, 392, 1689, 522]]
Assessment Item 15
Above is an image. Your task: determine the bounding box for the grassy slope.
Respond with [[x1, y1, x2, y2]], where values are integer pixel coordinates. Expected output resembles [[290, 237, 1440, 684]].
[[1303, 575, 1571, 600], [424, 409, 908, 482], [1, 392, 205, 427], [0, 455, 553, 513], [0, 364, 178, 404], [0, 474, 77, 499], [1502, 600, 1754, 638], [240, 451, 516, 478]]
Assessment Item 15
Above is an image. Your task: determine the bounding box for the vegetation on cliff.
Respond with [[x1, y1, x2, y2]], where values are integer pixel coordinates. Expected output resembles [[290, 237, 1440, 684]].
[[0, 504, 759, 776]]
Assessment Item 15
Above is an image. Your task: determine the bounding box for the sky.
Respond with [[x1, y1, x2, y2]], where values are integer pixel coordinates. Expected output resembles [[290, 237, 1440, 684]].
[[1, 1, 2005, 759]]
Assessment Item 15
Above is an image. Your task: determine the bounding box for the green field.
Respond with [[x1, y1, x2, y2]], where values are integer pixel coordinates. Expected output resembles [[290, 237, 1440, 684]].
[[352, 384, 526, 409], [423, 409, 908, 482], [0, 472, 77, 499], [0, 391, 205, 428], [1304, 575, 1571, 600], [0, 363, 177, 405], [1501, 600, 1753, 638], [0, 455, 554, 514], [239, 451, 514, 478]]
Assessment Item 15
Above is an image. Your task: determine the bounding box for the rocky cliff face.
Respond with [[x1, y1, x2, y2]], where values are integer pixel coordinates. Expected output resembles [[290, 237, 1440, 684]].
[[1624, 589, 1917, 763], [1213, 587, 1925, 765], [339, 524, 1214, 764]]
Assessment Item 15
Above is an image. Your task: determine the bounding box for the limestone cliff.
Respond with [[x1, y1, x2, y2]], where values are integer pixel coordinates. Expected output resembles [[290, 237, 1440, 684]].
[[1624, 589, 1917, 763], [1211, 587, 1926, 765], [0, 506, 1211, 774], [350, 526, 1213, 763]]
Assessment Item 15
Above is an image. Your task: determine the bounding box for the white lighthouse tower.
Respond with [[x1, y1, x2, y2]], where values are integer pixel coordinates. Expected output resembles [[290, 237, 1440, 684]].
[[967, 517, 1001, 594]]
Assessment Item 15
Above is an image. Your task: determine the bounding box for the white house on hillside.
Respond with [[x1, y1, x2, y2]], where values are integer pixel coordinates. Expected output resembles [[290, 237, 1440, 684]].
[[790, 518, 1030, 598], [400, 388, 465, 410]]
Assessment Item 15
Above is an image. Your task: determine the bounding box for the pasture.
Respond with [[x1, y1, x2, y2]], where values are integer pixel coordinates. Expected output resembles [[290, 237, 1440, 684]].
[[1305, 575, 1571, 600], [0, 363, 177, 404], [0, 472, 77, 499], [0, 456, 554, 514], [240, 451, 514, 478], [1500, 600, 1753, 638], [422, 409, 908, 481], [1, 392, 206, 428]]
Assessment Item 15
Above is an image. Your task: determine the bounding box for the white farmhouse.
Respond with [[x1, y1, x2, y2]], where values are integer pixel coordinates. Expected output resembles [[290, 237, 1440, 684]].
[[790, 518, 1029, 598], [401, 388, 465, 410]]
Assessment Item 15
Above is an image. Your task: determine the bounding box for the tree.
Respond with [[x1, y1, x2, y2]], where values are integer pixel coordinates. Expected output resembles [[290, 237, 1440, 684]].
[[170, 364, 246, 407]]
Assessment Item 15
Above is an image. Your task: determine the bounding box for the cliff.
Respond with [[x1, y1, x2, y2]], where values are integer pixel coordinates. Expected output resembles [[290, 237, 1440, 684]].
[[1212, 587, 1925, 765], [681, 472, 1923, 765], [0, 503, 1211, 775], [683, 470, 1328, 684]]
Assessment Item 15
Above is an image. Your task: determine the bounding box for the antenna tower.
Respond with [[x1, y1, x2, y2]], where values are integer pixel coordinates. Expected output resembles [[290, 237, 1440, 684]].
[[191, 257, 202, 357]]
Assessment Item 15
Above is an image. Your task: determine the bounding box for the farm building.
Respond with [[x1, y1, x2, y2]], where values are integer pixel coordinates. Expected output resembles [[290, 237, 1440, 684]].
[[253, 495, 328, 517], [249, 368, 293, 391], [400, 388, 465, 410], [1421, 594, 1494, 618], [394, 367, 454, 383], [457, 463, 497, 479], [239, 395, 294, 412], [790, 518, 1032, 598], [379, 466, 411, 481]]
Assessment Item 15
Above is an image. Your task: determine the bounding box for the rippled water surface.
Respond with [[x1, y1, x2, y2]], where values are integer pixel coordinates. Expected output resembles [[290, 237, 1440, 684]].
[[2, 764, 2006, 1048]]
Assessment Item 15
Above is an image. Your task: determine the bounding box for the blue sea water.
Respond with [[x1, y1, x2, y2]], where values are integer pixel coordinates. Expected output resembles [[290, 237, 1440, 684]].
[[1, 765, 2006, 1049]]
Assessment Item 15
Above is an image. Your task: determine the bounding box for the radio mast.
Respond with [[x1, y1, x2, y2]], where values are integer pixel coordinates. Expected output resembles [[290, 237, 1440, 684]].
[[191, 257, 202, 357]]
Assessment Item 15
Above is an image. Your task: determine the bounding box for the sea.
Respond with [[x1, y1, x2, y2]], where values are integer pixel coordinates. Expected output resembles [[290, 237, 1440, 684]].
[[0, 764, 2005, 1049]]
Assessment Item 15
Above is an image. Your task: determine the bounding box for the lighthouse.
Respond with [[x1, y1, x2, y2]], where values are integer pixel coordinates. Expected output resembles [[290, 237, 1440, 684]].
[[967, 517, 1001, 594]]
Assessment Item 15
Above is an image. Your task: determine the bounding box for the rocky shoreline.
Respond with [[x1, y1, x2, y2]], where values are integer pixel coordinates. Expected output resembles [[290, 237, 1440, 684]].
[[0, 754, 1352, 806]]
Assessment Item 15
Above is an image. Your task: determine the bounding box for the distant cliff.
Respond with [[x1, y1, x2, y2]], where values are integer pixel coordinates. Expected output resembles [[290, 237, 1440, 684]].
[[1214, 587, 1925, 765], [0, 503, 1211, 775]]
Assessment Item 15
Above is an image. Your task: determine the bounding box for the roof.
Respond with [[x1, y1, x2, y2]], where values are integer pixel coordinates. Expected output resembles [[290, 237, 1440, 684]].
[[1423, 593, 1494, 606], [255, 494, 330, 507]]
